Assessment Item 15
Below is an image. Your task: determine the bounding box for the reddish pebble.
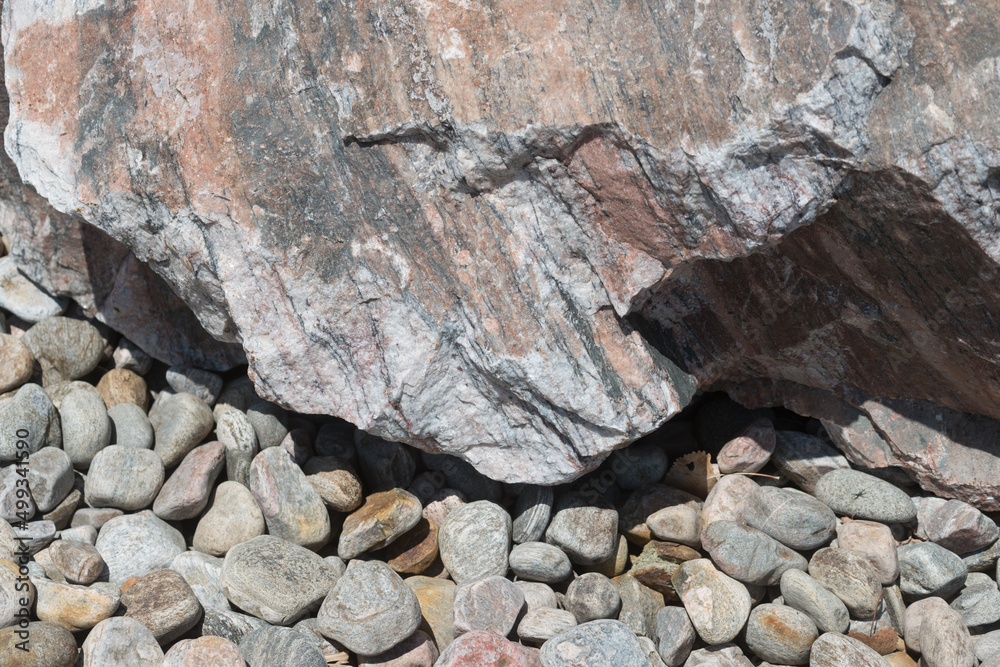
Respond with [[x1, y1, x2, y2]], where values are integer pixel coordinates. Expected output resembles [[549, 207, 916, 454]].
[[162, 636, 244, 666], [434, 630, 541, 667], [717, 418, 776, 474], [359, 630, 439, 667]]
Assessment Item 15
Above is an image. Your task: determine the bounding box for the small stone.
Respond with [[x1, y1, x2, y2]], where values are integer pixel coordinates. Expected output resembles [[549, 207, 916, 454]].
[[0, 465, 35, 524], [280, 428, 312, 464], [384, 517, 439, 575], [583, 533, 630, 578], [808, 547, 883, 617], [422, 452, 502, 503], [26, 446, 73, 513], [0, 383, 54, 460], [82, 616, 164, 665], [61, 387, 113, 469], [961, 538, 1000, 572], [563, 573, 622, 623], [699, 474, 758, 539], [897, 542, 968, 598], [406, 576, 456, 652], [43, 487, 80, 530], [608, 441, 669, 491], [646, 503, 702, 549], [150, 392, 215, 468], [545, 493, 617, 566], [814, 469, 917, 524], [540, 619, 649, 666], [744, 486, 837, 550], [0, 258, 67, 322], [0, 620, 77, 667], [682, 644, 753, 666], [317, 560, 422, 656], [453, 575, 526, 637], [162, 635, 245, 667], [672, 559, 751, 644], [85, 445, 165, 511], [745, 603, 818, 665], [239, 625, 327, 667], [836, 520, 900, 585], [121, 568, 203, 644], [70, 507, 121, 530], [772, 431, 850, 494], [153, 441, 226, 520], [171, 551, 230, 611], [918, 603, 975, 667], [422, 488, 466, 527], [779, 569, 850, 633], [13, 520, 55, 555], [246, 397, 290, 450], [22, 316, 102, 380], [509, 542, 572, 583], [0, 334, 33, 394], [113, 338, 153, 375], [200, 607, 268, 645], [303, 456, 363, 512], [438, 500, 511, 585], [216, 408, 258, 486], [619, 484, 702, 546], [94, 510, 186, 584], [901, 596, 950, 653], [717, 418, 776, 474], [517, 608, 577, 646], [359, 630, 439, 667], [220, 535, 337, 625], [925, 499, 1000, 555], [48, 539, 104, 584], [809, 633, 890, 667], [515, 582, 556, 612], [249, 446, 330, 549], [166, 366, 223, 406], [355, 432, 415, 492], [702, 520, 807, 586], [654, 606, 695, 667], [627, 540, 700, 598], [848, 626, 900, 655], [950, 577, 1000, 627], [975, 629, 1000, 663], [436, 630, 542, 667], [0, 520, 14, 562], [97, 368, 149, 411], [613, 574, 664, 638], [33, 577, 120, 631], [338, 488, 423, 560], [512, 485, 554, 544], [107, 402, 154, 448]]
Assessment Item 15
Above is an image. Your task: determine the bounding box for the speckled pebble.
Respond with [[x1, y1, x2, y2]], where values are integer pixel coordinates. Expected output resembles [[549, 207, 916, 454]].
[[545, 493, 617, 566], [814, 469, 917, 524], [540, 619, 649, 667], [107, 403, 154, 449], [898, 542, 968, 598], [509, 542, 572, 583], [249, 446, 330, 549], [672, 559, 751, 645], [438, 501, 511, 585], [925, 499, 1000, 555], [85, 445, 165, 510], [453, 575, 525, 638], [153, 441, 226, 520], [745, 603, 818, 665]]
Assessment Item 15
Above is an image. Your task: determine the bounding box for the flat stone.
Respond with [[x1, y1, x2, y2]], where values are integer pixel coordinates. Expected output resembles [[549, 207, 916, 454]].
[[166, 366, 223, 406], [0, 334, 33, 394], [512, 485, 554, 544], [193, 480, 265, 557], [626, 540, 700, 599], [338, 488, 422, 560], [26, 447, 73, 513], [96, 368, 149, 411], [220, 535, 337, 625], [836, 520, 900, 585], [200, 607, 268, 645], [808, 547, 883, 617], [33, 577, 120, 631], [613, 574, 664, 638], [239, 625, 327, 667], [608, 441, 669, 491], [619, 484, 702, 546], [779, 568, 850, 634], [438, 500, 511, 585], [744, 486, 837, 550], [359, 629, 439, 667], [384, 517, 439, 575], [950, 578, 1000, 627], [654, 606, 695, 667], [22, 316, 103, 380], [162, 636, 245, 667], [897, 542, 968, 598], [317, 560, 422, 656], [0, 384, 55, 461], [61, 388, 112, 469], [246, 397, 290, 450], [150, 392, 215, 469], [718, 418, 775, 474], [699, 474, 758, 540], [453, 575, 525, 637], [303, 456, 363, 512], [545, 493, 617, 566], [918, 603, 975, 667], [422, 452, 502, 503], [405, 576, 456, 652], [702, 520, 807, 586], [564, 573, 622, 623], [107, 403, 154, 449], [85, 445, 165, 510], [539, 619, 648, 666], [509, 542, 572, 583], [745, 603, 818, 665], [435, 630, 542, 667], [0, 258, 66, 322], [517, 608, 577, 646], [814, 469, 917, 524], [171, 551, 230, 611], [672, 559, 751, 644], [808, 633, 890, 667], [249, 446, 330, 549], [925, 499, 1000, 555], [0, 620, 77, 667], [771, 431, 850, 494], [121, 568, 203, 644], [216, 408, 258, 487], [94, 511, 186, 584], [48, 539, 104, 585], [153, 441, 225, 520]]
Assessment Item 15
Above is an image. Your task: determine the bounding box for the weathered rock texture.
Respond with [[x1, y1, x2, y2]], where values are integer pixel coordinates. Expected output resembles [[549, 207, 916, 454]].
[[3, 0, 999, 486]]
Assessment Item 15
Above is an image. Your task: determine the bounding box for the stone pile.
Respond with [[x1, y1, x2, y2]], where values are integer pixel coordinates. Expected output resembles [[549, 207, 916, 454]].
[[1, 281, 999, 666]]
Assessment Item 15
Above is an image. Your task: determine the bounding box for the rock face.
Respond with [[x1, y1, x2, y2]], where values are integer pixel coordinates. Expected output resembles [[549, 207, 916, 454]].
[[3, 0, 1000, 485]]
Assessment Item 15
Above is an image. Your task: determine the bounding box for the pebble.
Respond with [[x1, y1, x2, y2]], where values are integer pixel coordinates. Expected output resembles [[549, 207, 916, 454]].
[[338, 488, 423, 560], [779, 568, 850, 633], [627, 540, 700, 598], [613, 574, 664, 637], [809, 632, 890, 667], [512, 485, 554, 544], [317, 560, 422, 657], [61, 387, 112, 468], [94, 510, 186, 584], [422, 452, 502, 503], [13, 520, 55, 555], [249, 446, 330, 549], [682, 643, 754, 666], [897, 542, 968, 598], [619, 484, 701, 546], [166, 366, 223, 406], [0, 620, 77, 667], [121, 568, 203, 644], [975, 630, 1000, 663], [917, 603, 975, 667], [246, 397, 290, 451], [435, 629, 542, 667], [509, 541, 572, 583], [200, 607, 268, 645], [901, 596, 950, 653], [0, 334, 33, 394], [836, 520, 900, 585], [814, 469, 917, 524], [545, 493, 617, 566], [699, 474, 758, 538], [0, 258, 67, 322], [950, 577, 1000, 627], [654, 605, 696, 667], [646, 502, 703, 549], [171, 551, 230, 611], [43, 486, 80, 530], [585, 533, 630, 578], [0, 383, 54, 460], [22, 316, 103, 380], [672, 559, 752, 644], [107, 402, 154, 448], [422, 488, 466, 527], [32, 578, 120, 631], [438, 500, 511, 585], [701, 520, 807, 586], [808, 547, 883, 617], [85, 445, 165, 510], [71, 507, 122, 530], [216, 408, 258, 486], [962, 538, 1000, 572], [96, 368, 149, 410], [313, 421, 357, 461], [717, 418, 775, 474], [359, 629, 439, 666], [150, 392, 215, 468], [153, 441, 226, 520], [540, 619, 649, 666], [0, 558, 34, 627], [771, 431, 850, 493], [239, 625, 327, 667], [162, 636, 245, 667], [24, 447, 71, 514], [453, 575, 525, 637], [0, 465, 35, 523], [48, 539, 104, 584], [564, 573, 622, 623], [302, 456, 363, 512], [925, 499, 1000, 555], [220, 535, 337, 625], [406, 576, 456, 652], [384, 517, 439, 575], [113, 338, 153, 375], [744, 486, 836, 550], [608, 441, 669, 491], [745, 603, 818, 665], [518, 608, 577, 645], [848, 626, 900, 655], [355, 432, 415, 492]]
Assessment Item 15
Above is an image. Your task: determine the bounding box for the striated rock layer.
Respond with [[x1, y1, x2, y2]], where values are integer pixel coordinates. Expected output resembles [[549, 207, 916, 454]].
[[3, 0, 999, 486]]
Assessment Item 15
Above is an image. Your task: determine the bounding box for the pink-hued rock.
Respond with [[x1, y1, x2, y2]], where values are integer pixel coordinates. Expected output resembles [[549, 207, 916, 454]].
[[359, 630, 439, 667], [162, 636, 245, 666], [835, 520, 899, 585], [434, 630, 541, 667], [717, 419, 776, 474], [924, 500, 1000, 555], [453, 576, 526, 638], [153, 441, 227, 521], [700, 475, 759, 540]]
